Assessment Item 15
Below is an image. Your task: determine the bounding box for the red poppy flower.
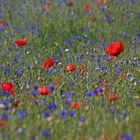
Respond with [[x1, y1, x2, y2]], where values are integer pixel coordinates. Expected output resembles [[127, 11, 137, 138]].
[[106, 42, 124, 56], [96, 0, 104, 5], [0, 119, 6, 128], [83, 5, 90, 11], [66, 1, 74, 7], [43, 2, 51, 10], [37, 87, 50, 95], [12, 99, 20, 108], [66, 64, 76, 73], [70, 101, 81, 109], [42, 59, 55, 69], [2, 82, 16, 94], [108, 94, 118, 103], [0, 21, 7, 26], [89, 18, 97, 23], [15, 39, 27, 46], [80, 65, 87, 72]]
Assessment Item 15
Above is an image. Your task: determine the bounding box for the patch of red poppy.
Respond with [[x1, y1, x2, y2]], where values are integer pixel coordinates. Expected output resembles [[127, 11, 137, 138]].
[[83, 5, 90, 11], [80, 65, 87, 72], [0, 21, 7, 26], [89, 18, 96, 23], [12, 99, 20, 108], [43, 2, 51, 10], [2, 82, 16, 94], [37, 87, 50, 95], [0, 119, 6, 128], [107, 0, 112, 2], [70, 101, 81, 109], [66, 1, 74, 7], [108, 94, 119, 103], [96, 0, 104, 5], [42, 59, 55, 69], [66, 64, 76, 73], [15, 38, 27, 47], [106, 42, 124, 56]]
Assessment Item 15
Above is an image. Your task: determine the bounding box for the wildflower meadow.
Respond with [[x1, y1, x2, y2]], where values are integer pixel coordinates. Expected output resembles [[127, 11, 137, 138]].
[[0, 0, 140, 140]]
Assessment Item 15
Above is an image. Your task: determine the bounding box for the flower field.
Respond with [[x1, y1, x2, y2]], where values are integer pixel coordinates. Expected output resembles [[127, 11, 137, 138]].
[[0, 0, 140, 139]]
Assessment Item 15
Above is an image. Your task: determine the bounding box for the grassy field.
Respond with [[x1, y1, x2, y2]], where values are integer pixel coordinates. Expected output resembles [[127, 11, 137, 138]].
[[0, 0, 140, 139]]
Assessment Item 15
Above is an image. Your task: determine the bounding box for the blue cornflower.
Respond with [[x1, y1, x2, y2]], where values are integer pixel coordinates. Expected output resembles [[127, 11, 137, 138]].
[[18, 128, 24, 133], [18, 111, 26, 119], [66, 92, 74, 98], [136, 102, 140, 106], [91, 89, 99, 95], [60, 110, 68, 116], [137, 80, 140, 84], [116, 115, 123, 121], [10, 33, 16, 37], [32, 85, 39, 90], [98, 102, 105, 107], [73, 35, 79, 40], [47, 68, 53, 75], [2, 52, 9, 58], [97, 87, 103, 93], [32, 91, 39, 96], [1, 114, 10, 119], [82, 34, 87, 39], [123, 33, 129, 38], [48, 103, 57, 109], [3, 107, 10, 111], [41, 130, 50, 137], [1, 100, 9, 105], [76, 57, 81, 63], [106, 15, 110, 21], [65, 100, 72, 105], [42, 112, 51, 118], [67, 57, 72, 63], [19, 61, 25, 66], [24, 19, 30, 23], [11, 61, 16, 65], [13, 56, 20, 61], [126, 75, 134, 81], [109, 108, 116, 113], [2, 90, 9, 95], [102, 7, 106, 12], [7, 47, 13, 51], [112, 63, 119, 67], [14, 69, 22, 76], [129, 0, 135, 3], [78, 116, 84, 122], [98, 79, 103, 83], [99, 65, 107, 70], [60, 110, 68, 119], [0, 65, 5, 70], [70, 111, 76, 116], [8, 98, 15, 102], [34, 100, 40, 105], [85, 91, 93, 97], [22, 34, 26, 38], [48, 85, 55, 91], [122, 134, 133, 140], [98, 28, 102, 33], [21, 83, 26, 87], [4, 68, 11, 76], [122, 112, 129, 117]]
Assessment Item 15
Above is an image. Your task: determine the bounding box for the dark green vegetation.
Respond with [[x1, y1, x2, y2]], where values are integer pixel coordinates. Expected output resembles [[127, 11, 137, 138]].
[[0, 0, 140, 140]]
